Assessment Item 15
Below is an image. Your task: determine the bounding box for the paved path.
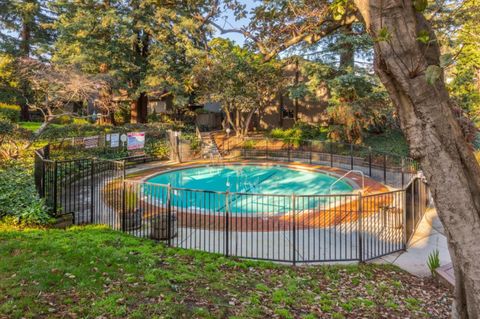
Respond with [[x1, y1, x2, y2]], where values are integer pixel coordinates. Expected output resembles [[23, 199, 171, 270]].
[[126, 160, 175, 175], [374, 208, 452, 277]]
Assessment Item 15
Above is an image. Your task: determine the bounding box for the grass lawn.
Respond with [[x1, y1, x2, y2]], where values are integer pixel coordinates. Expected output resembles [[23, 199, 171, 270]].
[[18, 122, 65, 132], [0, 226, 450, 318]]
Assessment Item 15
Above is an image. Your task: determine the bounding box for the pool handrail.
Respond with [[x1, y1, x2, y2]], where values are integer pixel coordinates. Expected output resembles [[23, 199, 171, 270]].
[[329, 170, 365, 193]]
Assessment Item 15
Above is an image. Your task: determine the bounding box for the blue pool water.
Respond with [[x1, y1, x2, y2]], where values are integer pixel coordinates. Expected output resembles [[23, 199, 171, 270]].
[[145, 165, 354, 214]]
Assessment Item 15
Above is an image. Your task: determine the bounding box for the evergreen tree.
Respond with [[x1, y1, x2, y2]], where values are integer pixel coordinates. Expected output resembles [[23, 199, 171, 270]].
[[0, 0, 54, 119], [51, 0, 216, 123]]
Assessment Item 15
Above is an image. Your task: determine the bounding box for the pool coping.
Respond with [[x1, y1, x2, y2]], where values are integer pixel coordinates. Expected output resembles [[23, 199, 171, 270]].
[[139, 161, 361, 192], [128, 159, 389, 194]]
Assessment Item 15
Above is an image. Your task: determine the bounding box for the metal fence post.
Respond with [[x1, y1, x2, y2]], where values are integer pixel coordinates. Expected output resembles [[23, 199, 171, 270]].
[[288, 141, 291, 162], [44, 144, 50, 159], [167, 183, 172, 247], [90, 159, 95, 223], [330, 142, 333, 167], [383, 154, 387, 184], [121, 180, 126, 232], [350, 144, 354, 170], [358, 192, 363, 262], [401, 158, 405, 188], [41, 159, 46, 198], [265, 139, 268, 159], [292, 193, 296, 266], [368, 147, 372, 177], [309, 141, 312, 164], [53, 161, 58, 216], [225, 191, 230, 257]]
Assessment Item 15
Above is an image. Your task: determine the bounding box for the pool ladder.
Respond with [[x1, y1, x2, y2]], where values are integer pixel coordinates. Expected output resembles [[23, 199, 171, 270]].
[[329, 170, 365, 193]]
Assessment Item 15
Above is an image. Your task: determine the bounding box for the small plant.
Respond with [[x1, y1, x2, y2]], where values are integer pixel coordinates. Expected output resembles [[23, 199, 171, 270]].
[[243, 140, 256, 149], [125, 189, 139, 212], [427, 249, 440, 276]]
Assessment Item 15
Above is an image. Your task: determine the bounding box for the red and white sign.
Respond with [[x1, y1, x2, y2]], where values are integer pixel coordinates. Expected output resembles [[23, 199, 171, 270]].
[[127, 132, 145, 150]]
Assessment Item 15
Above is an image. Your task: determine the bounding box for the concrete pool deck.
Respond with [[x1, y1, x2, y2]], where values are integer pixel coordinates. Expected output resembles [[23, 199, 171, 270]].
[[372, 208, 452, 277], [121, 160, 451, 278]]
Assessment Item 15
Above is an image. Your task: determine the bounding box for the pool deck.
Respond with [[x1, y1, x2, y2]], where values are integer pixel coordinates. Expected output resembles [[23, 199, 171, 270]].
[[121, 159, 395, 230], [86, 160, 453, 279], [373, 207, 452, 278]]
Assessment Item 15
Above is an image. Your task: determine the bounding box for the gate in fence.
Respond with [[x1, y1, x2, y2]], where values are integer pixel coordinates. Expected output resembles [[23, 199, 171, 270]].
[[34, 146, 125, 224], [34, 144, 430, 264]]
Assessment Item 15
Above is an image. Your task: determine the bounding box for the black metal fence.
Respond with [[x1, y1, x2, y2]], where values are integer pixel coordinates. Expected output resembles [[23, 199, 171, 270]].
[[220, 138, 418, 189], [35, 145, 125, 223], [34, 141, 431, 264]]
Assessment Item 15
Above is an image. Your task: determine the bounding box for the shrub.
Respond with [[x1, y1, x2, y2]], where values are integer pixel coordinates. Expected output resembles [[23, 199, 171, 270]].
[[145, 139, 170, 159], [0, 164, 53, 225], [182, 133, 201, 152], [268, 122, 327, 145], [52, 114, 74, 125], [244, 140, 256, 149], [0, 103, 20, 122]]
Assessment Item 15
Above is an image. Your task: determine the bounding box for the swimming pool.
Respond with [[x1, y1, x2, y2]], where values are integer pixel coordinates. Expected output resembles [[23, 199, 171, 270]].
[[144, 165, 355, 214]]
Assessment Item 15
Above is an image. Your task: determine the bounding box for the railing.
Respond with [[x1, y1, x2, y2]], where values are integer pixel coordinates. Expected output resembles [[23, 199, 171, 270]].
[[34, 145, 125, 222], [33, 141, 430, 264], [329, 170, 365, 193], [216, 137, 418, 189]]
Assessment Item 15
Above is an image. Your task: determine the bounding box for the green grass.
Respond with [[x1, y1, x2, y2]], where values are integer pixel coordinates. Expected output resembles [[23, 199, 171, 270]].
[[18, 122, 64, 132], [0, 226, 450, 318]]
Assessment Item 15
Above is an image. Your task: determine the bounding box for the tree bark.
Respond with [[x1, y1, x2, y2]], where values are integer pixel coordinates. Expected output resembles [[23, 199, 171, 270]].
[[353, 1, 480, 317], [19, 18, 31, 121], [130, 92, 148, 123], [243, 108, 257, 136], [294, 57, 299, 122]]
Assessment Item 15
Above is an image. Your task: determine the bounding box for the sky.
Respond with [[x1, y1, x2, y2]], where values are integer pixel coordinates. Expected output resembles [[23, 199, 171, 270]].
[[212, 1, 257, 46]]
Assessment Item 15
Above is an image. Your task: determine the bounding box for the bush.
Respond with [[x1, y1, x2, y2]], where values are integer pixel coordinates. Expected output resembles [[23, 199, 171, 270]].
[[52, 114, 74, 125], [145, 139, 170, 159], [0, 164, 53, 225], [0, 103, 20, 122], [182, 133, 201, 152], [268, 122, 328, 145]]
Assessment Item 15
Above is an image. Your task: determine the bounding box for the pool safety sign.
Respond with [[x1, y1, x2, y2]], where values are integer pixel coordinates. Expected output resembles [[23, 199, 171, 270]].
[[127, 132, 145, 150], [84, 136, 99, 149], [109, 133, 120, 148]]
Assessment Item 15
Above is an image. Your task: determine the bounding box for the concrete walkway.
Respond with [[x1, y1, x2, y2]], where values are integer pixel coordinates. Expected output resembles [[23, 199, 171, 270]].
[[374, 208, 452, 277]]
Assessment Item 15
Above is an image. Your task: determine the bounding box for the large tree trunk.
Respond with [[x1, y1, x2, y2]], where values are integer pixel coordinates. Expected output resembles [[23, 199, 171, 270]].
[[294, 57, 299, 122], [353, 2, 480, 317], [19, 19, 31, 121], [243, 108, 257, 136], [130, 92, 148, 124]]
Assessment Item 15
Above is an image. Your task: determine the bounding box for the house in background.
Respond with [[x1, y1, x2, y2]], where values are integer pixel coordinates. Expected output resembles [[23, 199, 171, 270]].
[[195, 102, 223, 130], [194, 61, 331, 132], [259, 62, 330, 130]]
